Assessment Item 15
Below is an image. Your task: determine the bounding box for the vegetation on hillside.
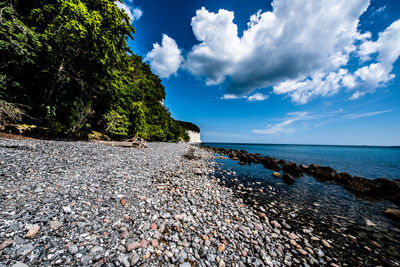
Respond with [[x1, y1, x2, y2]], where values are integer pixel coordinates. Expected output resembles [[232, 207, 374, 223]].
[[0, 0, 192, 141]]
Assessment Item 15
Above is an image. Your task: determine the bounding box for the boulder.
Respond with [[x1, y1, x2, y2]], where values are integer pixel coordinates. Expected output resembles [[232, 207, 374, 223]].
[[309, 164, 337, 180], [282, 162, 303, 177], [282, 173, 295, 185], [336, 172, 353, 184], [261, 157, 281, 171]]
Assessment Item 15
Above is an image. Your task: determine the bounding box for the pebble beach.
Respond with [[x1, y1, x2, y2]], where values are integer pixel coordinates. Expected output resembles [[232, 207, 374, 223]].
[[0, 138, 366, 266]]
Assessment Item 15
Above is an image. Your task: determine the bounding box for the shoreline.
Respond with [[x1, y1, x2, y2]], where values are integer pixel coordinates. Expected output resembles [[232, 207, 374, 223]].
[[202, 145, 400, 208], [0, 138, 398, 266]]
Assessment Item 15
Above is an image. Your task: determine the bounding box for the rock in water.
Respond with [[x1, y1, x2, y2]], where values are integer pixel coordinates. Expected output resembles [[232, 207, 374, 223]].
[[272, 172, 281, 178], [282, 173, 295, 185], [383, 209, 400, 221], [282, 162, 303, 177]]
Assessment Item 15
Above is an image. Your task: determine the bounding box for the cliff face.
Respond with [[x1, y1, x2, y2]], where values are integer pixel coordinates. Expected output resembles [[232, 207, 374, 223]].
[[188, 130, 201, 143]]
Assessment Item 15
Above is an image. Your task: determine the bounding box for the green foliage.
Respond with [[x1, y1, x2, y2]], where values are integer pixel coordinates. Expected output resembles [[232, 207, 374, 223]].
[[176, 120, 200, 133], [0, 0, 195, 141], [104, 109, 131, 138]]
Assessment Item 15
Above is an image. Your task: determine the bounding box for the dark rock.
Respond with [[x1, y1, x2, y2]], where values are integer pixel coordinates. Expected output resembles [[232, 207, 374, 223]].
[[282, 173, 295, 185], [309, 164, 337, 180], [383, 209, 400, 221], [336, 172, 353, 184], [282, 162, 303, 177], [261, 157, 281, 171]]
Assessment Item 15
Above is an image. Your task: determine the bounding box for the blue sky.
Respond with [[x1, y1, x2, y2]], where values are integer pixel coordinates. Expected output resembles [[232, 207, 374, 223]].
[[119, 0, 400, 146]]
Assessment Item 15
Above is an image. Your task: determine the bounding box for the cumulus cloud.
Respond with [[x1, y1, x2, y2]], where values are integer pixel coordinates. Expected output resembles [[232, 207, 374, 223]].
[[180, 0, 400, 103], [145, 34, 184, 78], [116, 1, 142, 22]]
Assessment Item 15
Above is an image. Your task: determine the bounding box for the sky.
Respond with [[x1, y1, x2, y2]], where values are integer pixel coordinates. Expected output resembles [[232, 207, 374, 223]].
[[118, 0, 400, 146]]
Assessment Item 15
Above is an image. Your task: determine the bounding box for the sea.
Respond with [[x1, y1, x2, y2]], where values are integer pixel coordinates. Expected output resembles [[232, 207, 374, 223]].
[[201, 143, 400, 265]]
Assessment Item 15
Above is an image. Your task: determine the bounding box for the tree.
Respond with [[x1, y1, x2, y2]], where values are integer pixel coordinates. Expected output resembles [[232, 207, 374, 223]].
[[0, 0, 193, 141]]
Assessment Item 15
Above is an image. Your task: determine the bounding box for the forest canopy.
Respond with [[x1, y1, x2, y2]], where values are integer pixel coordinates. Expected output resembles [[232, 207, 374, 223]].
[[0, 0, 193, 141]]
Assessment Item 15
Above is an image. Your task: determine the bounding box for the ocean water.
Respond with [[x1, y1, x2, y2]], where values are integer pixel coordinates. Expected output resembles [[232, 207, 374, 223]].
[[203, 143, 400, 180], [201, 143, 400, 264]]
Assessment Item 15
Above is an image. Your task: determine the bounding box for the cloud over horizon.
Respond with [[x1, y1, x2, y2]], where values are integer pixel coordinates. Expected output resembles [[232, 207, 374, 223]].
[[147, 0, 400, 104], [253, 109, 392, 135]]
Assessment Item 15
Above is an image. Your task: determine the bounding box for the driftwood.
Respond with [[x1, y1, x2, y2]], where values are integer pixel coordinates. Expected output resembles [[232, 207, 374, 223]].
[[94, 139, 147, 149]]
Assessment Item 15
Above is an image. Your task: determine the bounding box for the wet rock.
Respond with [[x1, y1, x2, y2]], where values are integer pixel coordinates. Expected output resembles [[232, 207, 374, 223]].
[[383, 208, 400, 221], [282, 162, 303, 177], [272, 172, 281, 178], [282, 173, 295, 185]]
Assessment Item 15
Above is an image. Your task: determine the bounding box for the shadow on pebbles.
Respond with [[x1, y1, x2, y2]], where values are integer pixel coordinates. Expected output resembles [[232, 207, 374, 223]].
[[0, 139, 335, 266]]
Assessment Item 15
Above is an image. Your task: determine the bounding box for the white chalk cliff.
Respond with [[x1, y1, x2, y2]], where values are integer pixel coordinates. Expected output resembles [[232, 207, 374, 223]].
[[188, 130, 201, 143]]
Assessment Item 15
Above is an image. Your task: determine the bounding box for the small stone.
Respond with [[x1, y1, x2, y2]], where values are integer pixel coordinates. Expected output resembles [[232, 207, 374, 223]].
[[68, 244, 78, 255], [290, 240, 297, 246], [288, 233, 299, 240], [165, 251, 173, 258], [130, 252, 139, 265], [205, 240, 211, 247], [17, 244, 34, 257], [202, 235, 209, 240], [49, 220, 63, 230], [25, 225, 40, 238], [224, 219, 231, 224], [120, 198, 127, 207], [11, 263, 29, 267], [0, 239, 14, 250], [217, 244, 225, 252], [151, 239, 159, 248], [297, 248, 308, 255], [322, 239, 332, 248], [126, 240, 147, 251], [63, 206, 72, 213], [180, 263, 191, 267], [118, 254, 130, 267], [120, 231, 129, 240], [271, 220, 281, 228], [174, 214, 185, 221], [219, 259, 226, 267], [150, 223, 157, 230], [272, 172, 281, 178]]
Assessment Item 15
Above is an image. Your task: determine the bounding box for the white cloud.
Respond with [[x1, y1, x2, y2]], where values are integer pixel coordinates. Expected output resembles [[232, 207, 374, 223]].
[[353, 20, 400, 92], [253, 109, 392, 134], [342, 109, 392, 119], [248, 93, 269, 102], [221, 94, 242, 100], [145, 34, 184, 78], [220, 93, 268, 101], [116, 1, 142, 22], [178, 0, 400, 103], [253, 112, 308, 135]]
